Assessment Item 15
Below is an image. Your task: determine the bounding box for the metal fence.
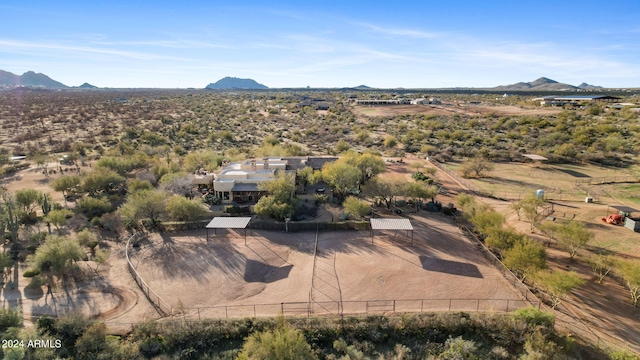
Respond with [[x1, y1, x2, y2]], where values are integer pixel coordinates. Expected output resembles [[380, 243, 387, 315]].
[[169, 298, 537, 321], [576, 175, 640, 186], [125, 232, 173, 317], [428, 158, 603, 202]]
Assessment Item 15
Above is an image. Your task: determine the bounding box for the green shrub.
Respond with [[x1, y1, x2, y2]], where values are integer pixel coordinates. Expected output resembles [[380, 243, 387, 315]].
[[0, 307, 22, 331], [512, 307, 555, 329], [23, 269, 40, 278]]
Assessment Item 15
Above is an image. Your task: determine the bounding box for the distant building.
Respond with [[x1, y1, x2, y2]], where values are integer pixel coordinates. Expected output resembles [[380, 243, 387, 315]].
[[411, 98, 441, 105], [354, 99, 410, 105], [534, 95, 622, 106]]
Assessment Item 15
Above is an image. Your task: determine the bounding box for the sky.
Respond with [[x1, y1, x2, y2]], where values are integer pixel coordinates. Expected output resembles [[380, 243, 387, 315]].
[[1, 0, 640, 89]]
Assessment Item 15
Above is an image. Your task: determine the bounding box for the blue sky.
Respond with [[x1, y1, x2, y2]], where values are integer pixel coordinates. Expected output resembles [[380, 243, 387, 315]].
[[1, 0, 639, 88]]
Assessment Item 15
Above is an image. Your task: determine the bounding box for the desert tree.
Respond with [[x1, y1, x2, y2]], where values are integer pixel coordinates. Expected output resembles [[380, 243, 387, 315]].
[[519, 195, 546, 232], [349, 152, 386, 185], [503, 238, 547, 281], [404, 181, 438, 212], [76, 229, 100, 254], [44, 209, 73, 234], [29, 235, 85, 292], [618, 260, 640, 307], [81, 167, 125, 196], [554, 221, 593, 260], [484, 227, 525, 255], [159, 172, 194, 196], [51, 175, 81, 200], [589, 254, 617, 284], [15, 189, 44, 214], [166, 196, 208, 222], [119, 189, 169, 229], [535, 270, 585, 309], [470, 210, 505, 237], [99, 211, 125, 240], [321, 161, 361, 202], [461, 157, 494, 178], [254, 172, 297, 220], [363, 175, 404, 209]]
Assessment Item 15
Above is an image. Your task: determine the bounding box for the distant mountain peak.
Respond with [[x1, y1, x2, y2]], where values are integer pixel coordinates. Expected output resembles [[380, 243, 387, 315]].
[[493, 77, 580, 91], [205, 77, 268, 90], [353, 85, 371, 90], [77, 82, 98, 89], [531, 77, 558, 85], [0, 69, 68, 89], [577, 82, 603, 90]]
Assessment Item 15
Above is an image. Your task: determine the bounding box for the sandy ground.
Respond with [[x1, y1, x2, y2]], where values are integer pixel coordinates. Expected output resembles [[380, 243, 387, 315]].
[[130, 210, 524, 320]]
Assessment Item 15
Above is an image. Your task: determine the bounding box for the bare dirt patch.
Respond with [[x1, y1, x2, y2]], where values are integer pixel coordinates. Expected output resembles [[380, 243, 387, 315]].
[[129, 212, 524, 320]]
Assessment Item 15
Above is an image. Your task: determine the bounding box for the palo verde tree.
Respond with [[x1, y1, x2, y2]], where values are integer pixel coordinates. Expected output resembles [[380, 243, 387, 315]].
[[81, 167, 126, 196], [363, 175, 404, 209], [503, 238, 547, 281], [44, 209, 73, 235], [589, 254, 617, 284], [403, 181, 438, 212], [534, 270, 585, 309], [119, 189, 169, 230], [618, 259, 640, 307], [518, 195, 546, 232], [51, 175, 81, 201], [254, 172, 297, 221], [554, 221, 593, 260], [28, 235, 85, 291], [320, 161, 361, 203]]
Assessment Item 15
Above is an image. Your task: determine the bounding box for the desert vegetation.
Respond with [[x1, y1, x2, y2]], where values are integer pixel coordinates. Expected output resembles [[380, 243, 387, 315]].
[[1, 88, 640, 357], [1, 307, 630, 359]]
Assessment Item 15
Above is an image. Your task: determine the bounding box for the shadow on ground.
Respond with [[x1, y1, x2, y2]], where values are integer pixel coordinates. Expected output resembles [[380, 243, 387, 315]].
[[419, 256, 483, 278]]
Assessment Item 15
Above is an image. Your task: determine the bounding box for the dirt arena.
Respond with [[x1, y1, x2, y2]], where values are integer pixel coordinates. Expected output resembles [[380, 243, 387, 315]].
[[130, 213, 525, 319]]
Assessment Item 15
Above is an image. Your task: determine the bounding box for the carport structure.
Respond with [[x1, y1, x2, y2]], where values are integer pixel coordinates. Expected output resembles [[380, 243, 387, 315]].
[[206, 217, 252, 244], [370, 218, 414, 245]]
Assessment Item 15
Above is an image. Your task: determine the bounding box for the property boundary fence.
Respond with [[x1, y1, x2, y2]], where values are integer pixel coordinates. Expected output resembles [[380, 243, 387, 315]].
[[576, 175, 640, 186], [168, 298, 536, 320], [125, 232, 173, 317], [427, 158, 602, 202]]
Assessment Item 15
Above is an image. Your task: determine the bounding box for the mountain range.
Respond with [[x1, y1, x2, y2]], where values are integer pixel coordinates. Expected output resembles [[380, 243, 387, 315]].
[[205, 77, 268, 90], [0, 70, 68, 89], [0, 69, 607, 91], [492, 77, 602, 91]]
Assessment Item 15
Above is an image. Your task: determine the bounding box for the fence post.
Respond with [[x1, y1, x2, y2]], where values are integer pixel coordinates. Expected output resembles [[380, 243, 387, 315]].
[[254, 305, 257, 318], [506, 300, 510, 312], [477, 299, 480, 311], [197, 308, 201, 320], [225, 306, 228, 319], [448, 299, 452, 311], [281, 302, 284, 315], [421, 299, 423, 312], [393, 300, 396, 313]]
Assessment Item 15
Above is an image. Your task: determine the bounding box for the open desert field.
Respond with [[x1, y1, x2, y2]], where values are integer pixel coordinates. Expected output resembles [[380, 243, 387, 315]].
[[129, 212, 525, 320]]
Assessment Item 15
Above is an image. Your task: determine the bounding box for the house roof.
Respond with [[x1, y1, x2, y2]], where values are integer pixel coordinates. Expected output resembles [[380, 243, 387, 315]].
[[206, 217, 252, 229], [370, 218, 413, 231], [307, 156, 339, 170], [231, 183, 260, 192]]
